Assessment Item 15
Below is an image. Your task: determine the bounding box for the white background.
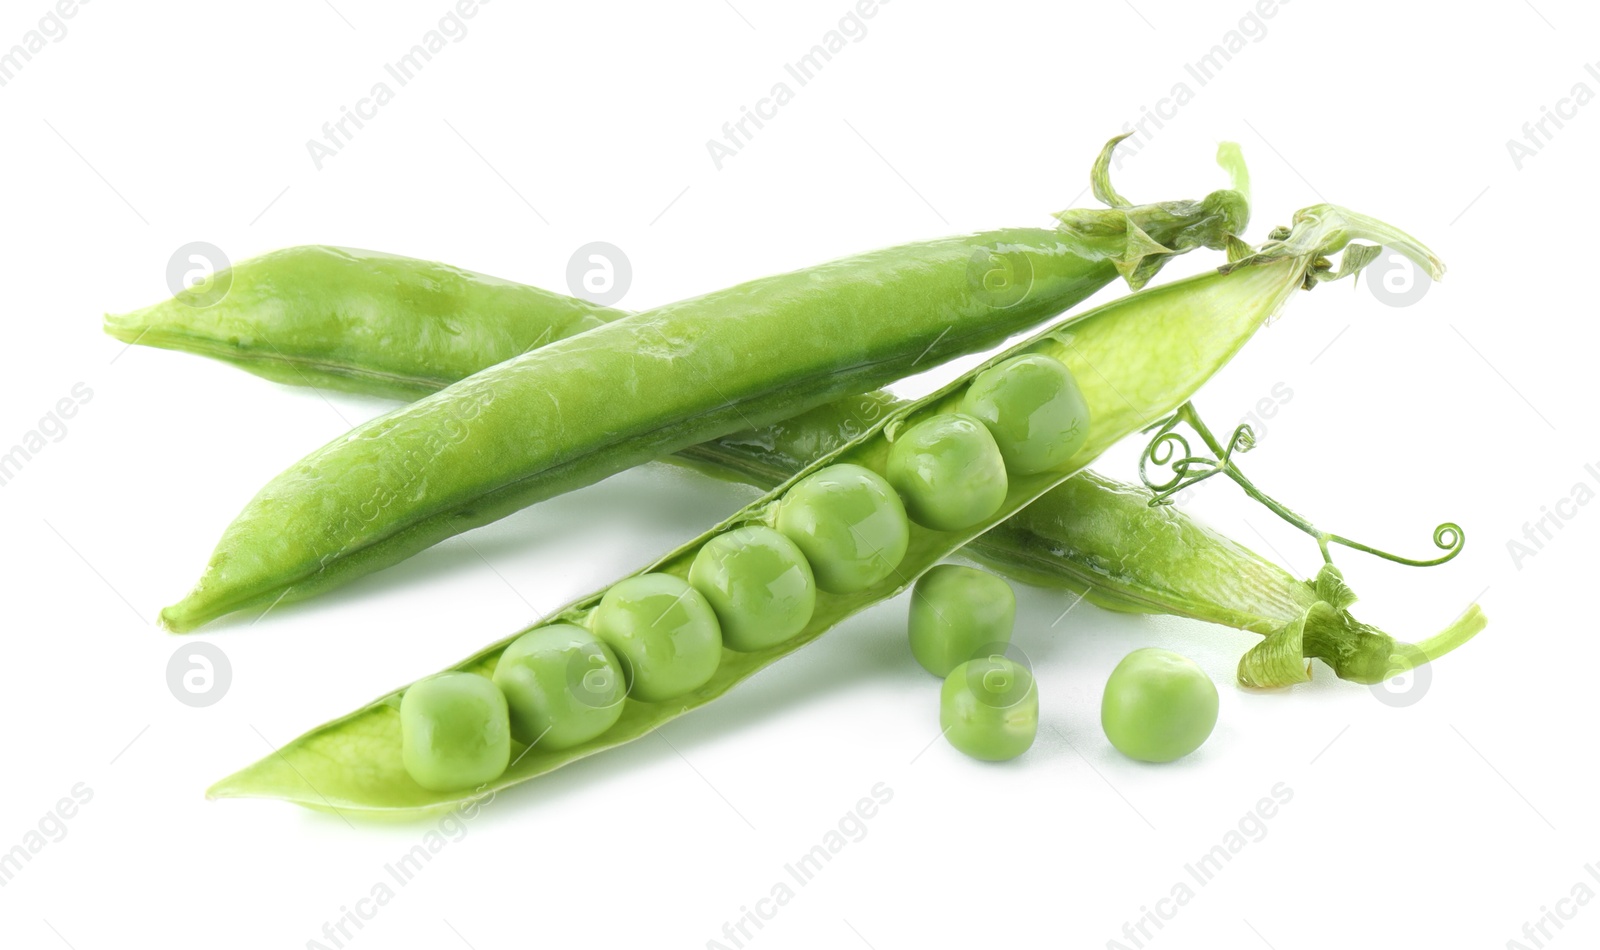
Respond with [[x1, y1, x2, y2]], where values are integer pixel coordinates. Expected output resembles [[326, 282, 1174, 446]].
[[0, 1, 1592, 947]]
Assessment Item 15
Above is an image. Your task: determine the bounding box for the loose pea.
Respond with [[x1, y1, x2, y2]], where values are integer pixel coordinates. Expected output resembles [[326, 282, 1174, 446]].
[[1101, 648, 1218, 763], [688, 526, 817, 652], [908, 565, 1016, 677], [400, 672, 511, 792], [493, 624, 626, 749], [940, 655, 1038, 762], [960, 354, 1090, 475], [886, 413, 1008, 532], [775, 464, 910, 594], [592, 573, 722, 703]]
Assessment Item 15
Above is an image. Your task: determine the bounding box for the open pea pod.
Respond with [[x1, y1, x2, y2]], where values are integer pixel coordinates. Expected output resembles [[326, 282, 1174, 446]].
[[210, 205, 1442, 816]]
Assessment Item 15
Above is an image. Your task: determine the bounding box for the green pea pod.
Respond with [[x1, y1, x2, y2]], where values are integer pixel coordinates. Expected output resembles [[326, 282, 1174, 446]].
[[149, 139, 1251, 632], [106, 247, 629, 401], [970, 472, 1486, 687], [210, 204, 1441, 816]]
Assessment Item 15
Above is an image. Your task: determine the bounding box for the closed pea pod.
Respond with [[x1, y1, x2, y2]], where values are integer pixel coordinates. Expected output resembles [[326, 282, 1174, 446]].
[[103, 246, 627, 400], [151, 138, 1251, 631], [210, 203, 1451, 816]]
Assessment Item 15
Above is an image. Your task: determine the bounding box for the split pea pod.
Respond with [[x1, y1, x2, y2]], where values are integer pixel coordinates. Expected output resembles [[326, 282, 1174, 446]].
[[150, 141, 1251, 631], [209, 204, 1438, 816]]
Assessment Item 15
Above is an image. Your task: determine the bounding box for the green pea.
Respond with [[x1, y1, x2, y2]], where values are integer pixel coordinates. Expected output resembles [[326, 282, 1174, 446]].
[[960, 354, 1090, 475], [886, 413, 1008, 532], [492, 624, 626, 749], [775, 464, 910, 594], [907, 565, 1016, 677], [1101, 648, 1218, 763], [400, 672, 510, 792], [688, 526, 817, 652], [940, 655, 1038, 762], [592, 573, 722, 703]]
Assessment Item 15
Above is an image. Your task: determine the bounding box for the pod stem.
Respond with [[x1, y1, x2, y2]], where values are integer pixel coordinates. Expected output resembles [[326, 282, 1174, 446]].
[[1239, 589, 1488, 689], [1226, 203, 1446, 284], [1053, 134, 1252, 290], [1385, 604, 1488, 676]]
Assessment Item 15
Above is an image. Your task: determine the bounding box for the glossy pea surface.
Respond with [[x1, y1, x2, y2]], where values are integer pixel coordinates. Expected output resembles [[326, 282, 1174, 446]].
[[1101, 648, 1219, 763], [400, 672, 510, 792], [775, 464, 910, 594], [886, 413, 1008, 531], [960, 354, 1090, 475], [908, 565, 1016, 677], [941, 656, 1038, 761], [493, 624, 626, 749], [592, 574, 722, 703], [689, 526, 816, 652]]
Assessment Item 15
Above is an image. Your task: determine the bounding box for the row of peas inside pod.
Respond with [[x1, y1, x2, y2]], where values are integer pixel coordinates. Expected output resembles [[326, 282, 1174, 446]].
[[396, 351, 1193, 792]]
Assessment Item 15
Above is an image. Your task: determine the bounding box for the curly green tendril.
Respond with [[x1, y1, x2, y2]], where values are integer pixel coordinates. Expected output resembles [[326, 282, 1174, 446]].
[[1138, 402, 1465, 569]]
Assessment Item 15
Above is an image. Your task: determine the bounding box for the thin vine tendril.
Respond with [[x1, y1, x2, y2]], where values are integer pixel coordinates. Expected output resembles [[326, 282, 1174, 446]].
[[1138, 403, 1465, 568]]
